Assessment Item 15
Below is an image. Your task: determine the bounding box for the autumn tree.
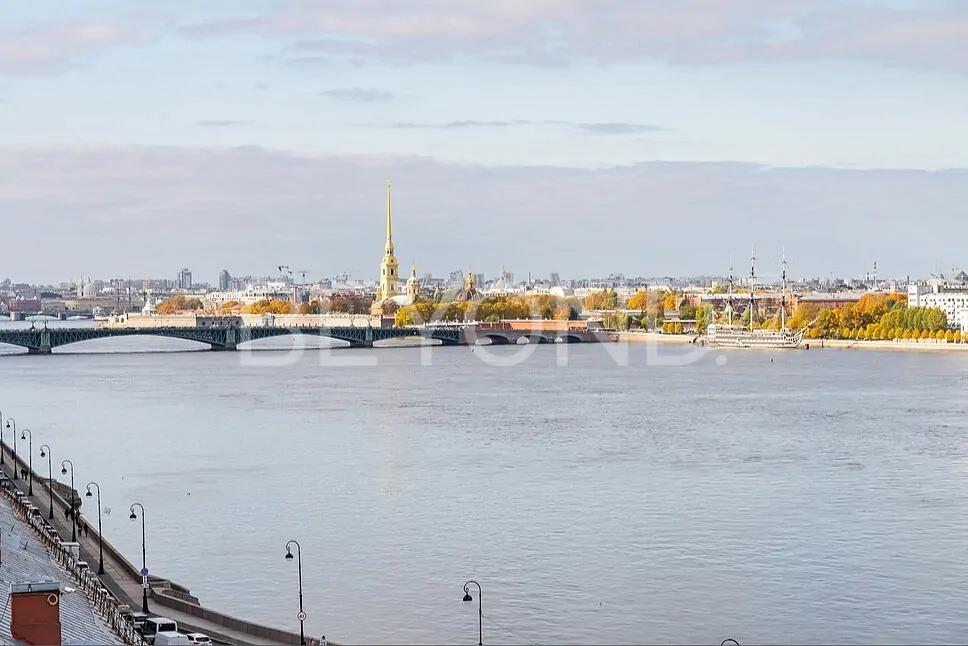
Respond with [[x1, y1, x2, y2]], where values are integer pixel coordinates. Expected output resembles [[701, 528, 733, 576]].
[[156, 294, 203, 314]]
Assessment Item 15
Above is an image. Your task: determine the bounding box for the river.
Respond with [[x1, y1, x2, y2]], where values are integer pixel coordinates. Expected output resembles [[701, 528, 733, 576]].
[[1, 320, 967, 644]]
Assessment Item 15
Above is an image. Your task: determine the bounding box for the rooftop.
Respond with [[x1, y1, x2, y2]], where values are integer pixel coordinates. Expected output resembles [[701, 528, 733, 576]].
[[0, 491, 122, 646]]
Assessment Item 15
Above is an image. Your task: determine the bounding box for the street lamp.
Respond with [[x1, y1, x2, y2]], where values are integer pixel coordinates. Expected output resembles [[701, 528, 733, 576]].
[[284, 540, 306, 645], [84, 482, 104, 574], [129, 503, 148, 613], [39, 445, 53, 519], [19, 429, 32, 495], [462, 580, 483, 646], [0, 408, 5, 466], [60, 460, 76, 542], [5, 419, 16, 480]]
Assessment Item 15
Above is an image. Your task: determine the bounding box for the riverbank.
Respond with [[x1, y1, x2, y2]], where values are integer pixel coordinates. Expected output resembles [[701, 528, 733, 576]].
[[612, 331, 695, 344], [806, 338, 968, 352], [0, 439, 309, 646]]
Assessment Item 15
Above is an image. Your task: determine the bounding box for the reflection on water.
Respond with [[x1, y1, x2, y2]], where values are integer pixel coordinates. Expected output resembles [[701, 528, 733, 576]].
[[1, 333, 968, 644]]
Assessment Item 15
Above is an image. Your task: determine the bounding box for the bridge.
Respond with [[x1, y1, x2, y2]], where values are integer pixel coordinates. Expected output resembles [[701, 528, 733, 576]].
[[0, 323, 610, 354]]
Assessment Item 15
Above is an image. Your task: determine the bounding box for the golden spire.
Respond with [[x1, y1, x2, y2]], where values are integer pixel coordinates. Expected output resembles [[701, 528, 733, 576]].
[[385, 177, 393, 253], [410, 264, 417, 278], [465, 267, 475, 289]]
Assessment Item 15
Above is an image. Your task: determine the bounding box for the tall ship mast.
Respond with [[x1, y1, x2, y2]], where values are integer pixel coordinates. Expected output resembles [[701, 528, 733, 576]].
[[780, 248, 787, 330], [748, 245, 756, 332]]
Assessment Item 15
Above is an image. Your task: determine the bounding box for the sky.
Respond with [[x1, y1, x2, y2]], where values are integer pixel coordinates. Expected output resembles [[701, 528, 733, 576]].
[[1, 0, 967, 285]]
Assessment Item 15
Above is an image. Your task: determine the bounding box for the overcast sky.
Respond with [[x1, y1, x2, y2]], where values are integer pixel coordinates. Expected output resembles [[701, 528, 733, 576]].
[[2, 0, 967, 285]]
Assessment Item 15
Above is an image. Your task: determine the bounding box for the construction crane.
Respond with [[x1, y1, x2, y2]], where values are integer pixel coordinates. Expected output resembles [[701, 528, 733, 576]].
[[277, 265, 292, 282], [296, 270, 309, 285]]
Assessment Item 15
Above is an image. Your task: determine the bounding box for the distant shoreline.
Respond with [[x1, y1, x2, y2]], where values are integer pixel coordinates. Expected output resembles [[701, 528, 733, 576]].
[[613, 332, 968, 353], [802, 338, 968, 352]]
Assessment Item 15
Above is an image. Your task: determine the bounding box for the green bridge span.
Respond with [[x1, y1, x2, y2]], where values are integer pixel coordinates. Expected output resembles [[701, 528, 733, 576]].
[[0, 325, 464, 354]]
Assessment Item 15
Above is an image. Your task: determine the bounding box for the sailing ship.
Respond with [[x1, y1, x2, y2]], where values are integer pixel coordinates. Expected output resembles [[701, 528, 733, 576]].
[[705, 248, 807, 349]]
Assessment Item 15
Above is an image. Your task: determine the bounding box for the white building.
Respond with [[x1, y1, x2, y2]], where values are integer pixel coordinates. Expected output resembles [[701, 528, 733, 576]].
[[908, 273, 968, 330], [203, 285, 294, 307]]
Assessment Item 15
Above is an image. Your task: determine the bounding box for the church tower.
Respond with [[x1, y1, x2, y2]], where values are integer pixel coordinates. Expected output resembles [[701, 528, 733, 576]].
[[406, 265, 420, 302], [376, 178, 399, 301]]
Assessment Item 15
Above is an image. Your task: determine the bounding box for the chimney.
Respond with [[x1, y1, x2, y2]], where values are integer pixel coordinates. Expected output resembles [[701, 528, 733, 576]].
[[10, 580, 62, 646]]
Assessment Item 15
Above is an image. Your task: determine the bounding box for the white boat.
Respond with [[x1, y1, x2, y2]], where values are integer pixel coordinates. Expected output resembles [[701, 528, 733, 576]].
[[706, 323, 804, 348]]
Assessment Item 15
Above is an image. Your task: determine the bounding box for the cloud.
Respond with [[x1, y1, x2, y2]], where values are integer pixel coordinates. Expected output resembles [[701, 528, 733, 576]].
[[0, 24, 150, 76], [383, 120, 666, 135], [576, 123, 665, 135], [1, 143, 966, 284], [195, 120, 251, 127], [177, 1, 968, 73], [319, 88, 395, 102]]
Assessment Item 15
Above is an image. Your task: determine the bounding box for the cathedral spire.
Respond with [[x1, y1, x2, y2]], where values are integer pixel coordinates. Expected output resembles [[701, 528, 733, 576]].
[[385, 178, 393, 253]]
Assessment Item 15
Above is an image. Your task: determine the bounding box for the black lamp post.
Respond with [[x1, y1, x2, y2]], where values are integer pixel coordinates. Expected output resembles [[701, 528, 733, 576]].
[[60, 460, 76, 542], [85, 482, 104, 574], [129, 502, 148, 613], [19, 429, 32, 496], [39, 445, 53, 519], [5, 419, 17, 480], [462, 580, 483, 646], [284, 540, 306, 645]]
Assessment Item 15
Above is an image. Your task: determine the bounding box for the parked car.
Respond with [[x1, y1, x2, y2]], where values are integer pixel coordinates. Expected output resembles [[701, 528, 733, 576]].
[[154, 631, 191, 646], [141, 616, 177, 644], [186, 633, 213, 645]]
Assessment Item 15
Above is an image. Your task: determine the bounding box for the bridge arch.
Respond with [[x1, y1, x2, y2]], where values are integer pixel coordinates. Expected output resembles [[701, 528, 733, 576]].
[[557, 334, 584, 344]]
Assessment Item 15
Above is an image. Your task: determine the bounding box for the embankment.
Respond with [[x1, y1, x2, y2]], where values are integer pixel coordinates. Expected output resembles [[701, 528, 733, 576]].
[[806, 338, 968, 352], [612, 331, 696, 344], [6, 448, 306, 645]]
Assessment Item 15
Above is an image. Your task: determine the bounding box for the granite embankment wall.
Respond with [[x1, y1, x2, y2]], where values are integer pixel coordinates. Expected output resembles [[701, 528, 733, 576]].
[[8, 451, 305, 645]]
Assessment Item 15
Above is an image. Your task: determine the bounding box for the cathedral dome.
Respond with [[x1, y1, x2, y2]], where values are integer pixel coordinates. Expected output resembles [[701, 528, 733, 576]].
[[456, 269, 480, 302]]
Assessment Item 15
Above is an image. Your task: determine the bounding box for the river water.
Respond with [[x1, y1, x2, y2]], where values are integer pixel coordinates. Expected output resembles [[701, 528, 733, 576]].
[[1, 320, 968, 644]]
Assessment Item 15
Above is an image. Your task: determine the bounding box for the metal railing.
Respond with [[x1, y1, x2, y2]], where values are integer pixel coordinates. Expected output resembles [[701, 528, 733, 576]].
[[0, 483, 144, 645]]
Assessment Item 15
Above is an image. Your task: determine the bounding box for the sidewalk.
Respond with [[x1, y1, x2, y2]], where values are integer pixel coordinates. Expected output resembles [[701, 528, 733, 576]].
[[0, 456, 295, 646]]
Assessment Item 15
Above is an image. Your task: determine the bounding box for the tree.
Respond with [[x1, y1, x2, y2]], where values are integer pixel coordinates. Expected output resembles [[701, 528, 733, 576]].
[[583, 291, 608, 311], [156, 294, 203, 314], [628, 290, 651, 311], [394, 308, 414, 327]]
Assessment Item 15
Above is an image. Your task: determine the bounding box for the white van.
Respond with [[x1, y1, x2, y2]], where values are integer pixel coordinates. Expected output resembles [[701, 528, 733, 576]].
[[154, 631, 191, 646], [141, 617, 178, 644]]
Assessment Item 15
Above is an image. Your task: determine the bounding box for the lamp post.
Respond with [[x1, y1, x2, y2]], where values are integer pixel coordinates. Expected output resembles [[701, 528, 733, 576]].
[[0, 408, 5, 466], [39, 445, 53, 519], [284, 540, 306, 645], [129, 503, 148, 613], [84, 482, 104, 574], [60, 460, 76, 542], [5, 419, 16, 480], [19, 429, 32, 496], [462, 580, 483, 646]]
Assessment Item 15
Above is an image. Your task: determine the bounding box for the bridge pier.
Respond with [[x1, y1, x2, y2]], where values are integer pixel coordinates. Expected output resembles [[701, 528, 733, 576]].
[[209, 344, 237, 351], [27, 346, 51, 355]]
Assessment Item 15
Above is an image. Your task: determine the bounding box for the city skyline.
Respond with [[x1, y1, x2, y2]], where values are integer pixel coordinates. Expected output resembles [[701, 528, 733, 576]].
[[2, 1, 968, 282]]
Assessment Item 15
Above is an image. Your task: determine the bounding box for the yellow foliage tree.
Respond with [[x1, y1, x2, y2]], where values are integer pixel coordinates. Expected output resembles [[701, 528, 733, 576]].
[[156, 294, 203, 314], [241, 299, 294, 315]]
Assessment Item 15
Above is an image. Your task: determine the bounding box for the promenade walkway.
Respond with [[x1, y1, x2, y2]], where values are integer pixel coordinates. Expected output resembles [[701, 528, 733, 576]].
[[0, 447, 304, 646]]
